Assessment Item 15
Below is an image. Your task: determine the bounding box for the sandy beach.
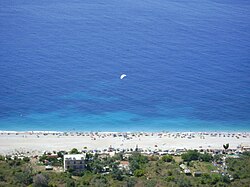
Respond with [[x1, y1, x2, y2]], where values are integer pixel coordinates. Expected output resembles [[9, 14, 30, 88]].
[[0, 131, 250, 156]]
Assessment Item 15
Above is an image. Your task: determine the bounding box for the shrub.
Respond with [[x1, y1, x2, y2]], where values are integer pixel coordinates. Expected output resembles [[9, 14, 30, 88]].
[[66, 180, 75, 187], [33, 174, 49, 187], [0, 155, 5, 161], [145, 179, 157, 187], [221, 175, 230, 183], [23, 157, 30, 163], [0, 174, 4, 182], [166, 176, 175, 182], [242, 151, 250, 156], [210, 174, 221, 185], [90, 175, 108, 187], [232, 173, 240, 179], [149, 155, 159, 161], [15, 172, 32, 186], [134, 169, 145, 177], [177, 178, 191, 187], [124, 177, 137, 187], [167, 170, 173, 176], [161, 155, 173, 162]]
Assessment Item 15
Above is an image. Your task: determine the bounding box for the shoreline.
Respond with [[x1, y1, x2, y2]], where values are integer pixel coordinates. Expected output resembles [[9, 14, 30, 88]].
[[1, 130, 250, 133], [1, 131, 250, 156]]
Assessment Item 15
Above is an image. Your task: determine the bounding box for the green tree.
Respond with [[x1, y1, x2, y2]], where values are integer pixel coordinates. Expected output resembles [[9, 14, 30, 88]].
[[39, 155, 48, 162], [213, 154, 221, 162], [92, 160, 104, 174], [129, 153, 148, 173], [70, 148, 79, 154], [181, 150, 200, 162], [57, 151, 64, 158], [111, 166, 123, 181], [223, 143, 229, 150], [114, 152, 124, 161], [200, 153, 213, 162], [85, 153, 94, 172]]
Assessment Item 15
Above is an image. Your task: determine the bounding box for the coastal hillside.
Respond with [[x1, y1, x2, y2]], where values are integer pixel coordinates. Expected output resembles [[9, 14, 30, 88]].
[[0, 150, 250, 186]]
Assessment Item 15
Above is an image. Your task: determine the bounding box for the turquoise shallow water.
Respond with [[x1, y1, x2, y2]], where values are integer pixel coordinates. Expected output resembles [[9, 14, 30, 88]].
[[0, 0, 250, 131]]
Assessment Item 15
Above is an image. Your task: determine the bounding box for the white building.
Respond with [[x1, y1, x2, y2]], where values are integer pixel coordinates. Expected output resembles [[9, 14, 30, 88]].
[[63, 154, 86, 171]]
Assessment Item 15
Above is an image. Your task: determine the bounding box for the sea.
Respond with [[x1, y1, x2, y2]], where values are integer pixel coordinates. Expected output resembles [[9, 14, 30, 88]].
[[0, 0, 250, 132]]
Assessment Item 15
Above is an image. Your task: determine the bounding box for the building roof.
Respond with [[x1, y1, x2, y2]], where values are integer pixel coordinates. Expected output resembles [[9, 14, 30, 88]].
[[119, 161, 129, 166], [45, 165, 53, 170], [184, 169, 191, 174], [180, 164, 187, 170], [47, 154, 58, 158], [64, 154, 86, 160]]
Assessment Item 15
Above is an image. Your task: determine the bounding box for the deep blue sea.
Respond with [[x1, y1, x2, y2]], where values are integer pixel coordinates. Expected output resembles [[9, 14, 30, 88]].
[[0, 0, 250, 131]]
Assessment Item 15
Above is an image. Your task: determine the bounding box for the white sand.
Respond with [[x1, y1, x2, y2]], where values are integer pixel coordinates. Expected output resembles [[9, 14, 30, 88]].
[[0, 131, 249, 155]]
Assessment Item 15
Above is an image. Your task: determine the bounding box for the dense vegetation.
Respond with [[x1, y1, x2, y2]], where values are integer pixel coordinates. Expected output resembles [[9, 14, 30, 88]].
[[181, 150, 213, 162], [226, 152, 250, 187], [0, 151, 249, 187]]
